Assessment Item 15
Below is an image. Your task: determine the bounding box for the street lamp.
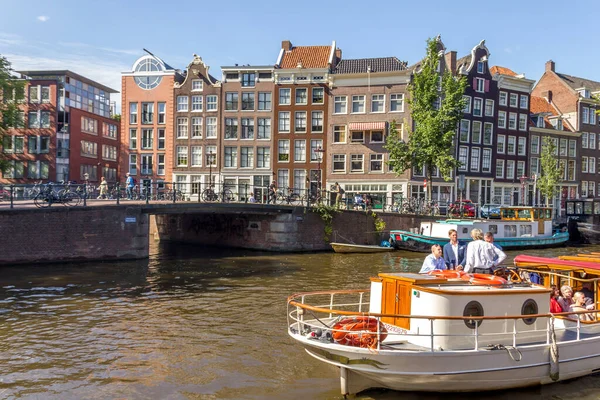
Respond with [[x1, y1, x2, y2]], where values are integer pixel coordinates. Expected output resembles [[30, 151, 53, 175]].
[[208, 151, 214, 187], [519, 175, 528, 206]]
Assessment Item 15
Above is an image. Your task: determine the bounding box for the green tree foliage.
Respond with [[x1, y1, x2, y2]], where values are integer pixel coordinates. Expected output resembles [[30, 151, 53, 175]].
[[0, 55, 25, 173], [538, 137, 561, 207], [385, 37, 467, 201]]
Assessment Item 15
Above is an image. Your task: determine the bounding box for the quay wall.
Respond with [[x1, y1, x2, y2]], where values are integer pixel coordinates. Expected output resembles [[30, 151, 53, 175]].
[[0, 206, 149, 266]]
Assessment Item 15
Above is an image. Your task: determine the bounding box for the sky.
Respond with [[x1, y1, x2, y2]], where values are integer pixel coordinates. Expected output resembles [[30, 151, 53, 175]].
[[1, 0, 599, 113]]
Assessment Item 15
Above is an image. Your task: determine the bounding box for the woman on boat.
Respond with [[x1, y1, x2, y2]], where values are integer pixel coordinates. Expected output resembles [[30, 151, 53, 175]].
[[570, 291, 596, 321], [558, 285, 574, 312], [550, 285, 563, 313]]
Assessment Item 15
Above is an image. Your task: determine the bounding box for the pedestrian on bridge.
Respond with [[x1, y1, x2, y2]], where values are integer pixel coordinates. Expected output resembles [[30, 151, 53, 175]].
[[126, 173, 134, 200]]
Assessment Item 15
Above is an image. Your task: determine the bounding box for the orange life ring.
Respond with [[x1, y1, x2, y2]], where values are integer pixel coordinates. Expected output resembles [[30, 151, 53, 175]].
[[332, 317, 388, 348], [469, 273, 507, 286], [428, 269, 465, 279]]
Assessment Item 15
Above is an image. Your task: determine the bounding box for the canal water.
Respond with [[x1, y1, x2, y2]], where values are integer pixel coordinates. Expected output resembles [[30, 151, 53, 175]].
[[2, 243, 600, 400]]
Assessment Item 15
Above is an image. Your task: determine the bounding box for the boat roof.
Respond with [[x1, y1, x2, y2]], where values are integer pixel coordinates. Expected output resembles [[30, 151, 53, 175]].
[[514, 255, 600, 272]]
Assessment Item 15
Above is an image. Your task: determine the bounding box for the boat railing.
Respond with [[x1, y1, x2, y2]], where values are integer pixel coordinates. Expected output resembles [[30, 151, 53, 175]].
[[288, 290, 600, 353]]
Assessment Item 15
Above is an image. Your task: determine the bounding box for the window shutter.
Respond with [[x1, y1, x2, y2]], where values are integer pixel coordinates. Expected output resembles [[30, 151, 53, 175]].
[[484, 79, 490, 92], [473, 78, 477, 89]]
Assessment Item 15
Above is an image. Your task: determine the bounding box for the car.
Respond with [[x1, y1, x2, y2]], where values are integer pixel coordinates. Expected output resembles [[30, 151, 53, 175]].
[[448, 200, 476, 218], [480, 204, 502, 219]]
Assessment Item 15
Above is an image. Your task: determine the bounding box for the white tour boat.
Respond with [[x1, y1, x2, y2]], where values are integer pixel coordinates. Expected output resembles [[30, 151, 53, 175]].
[[287, 269, 600, 395]]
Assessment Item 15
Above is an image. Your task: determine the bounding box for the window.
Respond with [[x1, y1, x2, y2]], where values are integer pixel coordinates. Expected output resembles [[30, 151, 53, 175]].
[[224, 147, 237, 167], [518, 114, 527, 131], [333, 125, 346, 143], [191, 95, 203, 111], [508, 113, 517, 130], [475, 78, 485, 92], [463, 96, 471, 113], [333, 154, 346, 172], [370, 154, 383, 172], [459, 120, 470, 142], [81, 140, 98, 157], [177, 96, 188, 112], [472, 121, 482, 144], [257, 118, 271, 139], [206, 117, 217, 138], [390, 93, 404, 112], [157, 154, 165, 175], [477, 61, 485, 74], [371, 94, 385, 112], [371, 130, 384, 143], [588, 158, 595, 175], [458, 146, 468, 171], [129, 154, 137, 175], [582, 180, 589, 196], [240, 147, 254, 168], [520, 95, 528, 109], [279, 112, 290, 132], [483, 123, 493, 145], [351, 130, 364, 143], [569, 140, 576, 157], [495, 159, 504, 178], [312, 88, 324, 104], [470, 148, 480, 171], [206, 95, 218, 111], [257, 147, 270, 168], [310, 139, 323, 162], [81, 116, 98, 134], [507, 136, 516, 155], [242, 73, 255, 87], [350, 154, 364, 172], [518, 137, 526, 155], [499, 91, 507, 106], [509, 93, 518, 108], [278, 169, 289, 189], [129, 103, 138, 124], [482, 149, 492, 172], [279, 88, 291, 105], [129, 129, 137, 149], [583, 107, 590, 124], [498, 111, 506, 129], [506, 160, 515, 179], [241, 92, 255, 111], [530, 157, 539, 176], [591, 133, 597, 149], [206, 146, 217, 166], [473, 98, 483, 117], [568, 160, 575, 181], [295, 111, 307, 132], [559, 138, 567, 156], [311, 111, 323, 132], [591, 109, 597, 125], [352, 95, 365, 113], [294, 140, 306, 162], [2, 136, 24, 153], [141, 128, 153, 149], [517, 161, 525, 178], [41, 86, 51, 103], [177, 146, 188, 167], [583, 156, 589, 173], [225, 92, 238, 110], [497, 135, 506, 154], [102, 144, 117, 161], [536, 115, 545, 128], [177, 117, 188, 138], [295, 88, 307, 104], [78, 164, 96, 181], [334, 96, 347, 114], [225, 118, 238, 139], [192, 117, 203, 138], [158, 128, 165, 149], [485, 99, 494, 116], [258, 92, 271, 110], [278, 140, 290, 162], [192, 79, 203, 91], [531, 135, 540, 154], [241, 118, 254, 139]]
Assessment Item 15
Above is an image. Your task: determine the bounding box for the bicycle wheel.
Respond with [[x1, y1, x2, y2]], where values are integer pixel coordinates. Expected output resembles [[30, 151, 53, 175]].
[[222, 189, 234, 203], [201, 189, 215, 202], [289, 193, 301, 206], [34, 193, 51, 208], [62, 191, 81, 206]]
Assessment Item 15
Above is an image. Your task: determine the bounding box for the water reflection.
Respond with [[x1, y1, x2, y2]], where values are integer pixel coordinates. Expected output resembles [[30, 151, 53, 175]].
[[0, 243, 599, 399]]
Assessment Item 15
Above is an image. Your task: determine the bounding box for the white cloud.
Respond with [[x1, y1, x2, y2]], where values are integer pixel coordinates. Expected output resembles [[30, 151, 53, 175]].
[[37, 16, 50, 22]]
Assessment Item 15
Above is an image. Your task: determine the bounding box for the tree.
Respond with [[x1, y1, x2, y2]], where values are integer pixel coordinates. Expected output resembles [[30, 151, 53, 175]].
[[538, 137, 561, 207], [0, 55, 25, 173], [385, 37, 467, 201]]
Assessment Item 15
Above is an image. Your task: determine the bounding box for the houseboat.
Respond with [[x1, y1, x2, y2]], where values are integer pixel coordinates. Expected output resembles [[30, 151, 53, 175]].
[[389, 206, 569, 252]]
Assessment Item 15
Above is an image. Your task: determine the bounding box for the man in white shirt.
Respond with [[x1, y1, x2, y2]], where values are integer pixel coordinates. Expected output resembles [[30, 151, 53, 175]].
[[419, 244, 446, 274], [462, 229, 506, 274]]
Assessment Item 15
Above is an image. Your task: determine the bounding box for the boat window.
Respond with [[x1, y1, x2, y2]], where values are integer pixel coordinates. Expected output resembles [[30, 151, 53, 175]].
[[545, 209, 552, 219], [521, 299, 538, 325], [503, 209, 516, 219], [463, 301, 484, 329], [566, 203, 574, 215], [488, 225, 497, 234], [504, 225, 517, 238], [533, 209, 539, 219], [518, 209, 531, 219], [585, 202, 593, 215], [519, 225, 532, 237]]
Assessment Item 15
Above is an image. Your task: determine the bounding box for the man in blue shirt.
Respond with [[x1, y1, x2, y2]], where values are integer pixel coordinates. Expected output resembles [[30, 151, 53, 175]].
[[419, 244, 446, 273], [126, 173, 134, 200]]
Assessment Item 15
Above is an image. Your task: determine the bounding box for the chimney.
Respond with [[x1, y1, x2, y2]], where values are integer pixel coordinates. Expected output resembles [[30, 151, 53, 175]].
[[545, 60, 555, 72], [331, 47, 342, 69], [444, 51, 457, 74], [282, 40, 292, 52]]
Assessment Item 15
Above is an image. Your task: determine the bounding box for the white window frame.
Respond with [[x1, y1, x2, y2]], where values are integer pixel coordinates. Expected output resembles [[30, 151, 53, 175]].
[[473, 98, 483, 117], [177, 96, 188, 112], [371, 94, 385, 113], [192, 79, 203, 91], [390, 93, 404, 112], [334, 96, 347, 114], [463, 95, 472, 113], [351, 95, 366, 114], [499, 91, 507, 106]]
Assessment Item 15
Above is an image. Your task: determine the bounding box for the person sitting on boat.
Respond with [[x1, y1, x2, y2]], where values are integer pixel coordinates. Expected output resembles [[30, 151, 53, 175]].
[[550, 285, 563, 313], [461, 229, 506, 274], [570, 291, 596, 321], [443, 229, 466, 270], [581, 282, 594, 302], [419, 244, 446, 274], [354, 193, 364, 210], [558, 285, 574, 312]]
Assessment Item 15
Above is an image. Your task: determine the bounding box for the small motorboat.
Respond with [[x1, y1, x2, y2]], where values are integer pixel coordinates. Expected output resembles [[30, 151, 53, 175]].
[[330, 243, 394, 253]]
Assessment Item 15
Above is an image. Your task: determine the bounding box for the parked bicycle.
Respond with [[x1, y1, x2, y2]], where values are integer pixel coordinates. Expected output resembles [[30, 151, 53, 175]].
[[277, 187, 302, 206], [201, 185, 234, 202], [33, 182, 81, 208], [301, 189, 325, 206], [24, 181, 43, 199]]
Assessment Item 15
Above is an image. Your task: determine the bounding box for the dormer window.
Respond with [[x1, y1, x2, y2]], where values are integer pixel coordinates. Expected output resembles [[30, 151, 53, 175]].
[[578, 89, 591, 98], [557, 119, 563, 130], [477, 60, 486, 74], [536, 115, 545, 128]]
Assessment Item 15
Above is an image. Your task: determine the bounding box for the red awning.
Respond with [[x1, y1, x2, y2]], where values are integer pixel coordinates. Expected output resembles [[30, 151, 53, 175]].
[[348, 122, 386, 131]]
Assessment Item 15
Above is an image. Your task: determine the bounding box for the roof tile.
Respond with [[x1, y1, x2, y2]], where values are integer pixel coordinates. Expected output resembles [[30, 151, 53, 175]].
[[333, 57, 407, 74], [279, 45, 331, 69], [490, 66, 517, 77]]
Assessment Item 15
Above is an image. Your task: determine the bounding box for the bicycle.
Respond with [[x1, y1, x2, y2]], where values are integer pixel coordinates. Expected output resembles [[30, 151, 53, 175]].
[[24, 181, 43, 199], [301, 190, 325, 206], [201, 185, 234, 203], [33, 182, 81, 208], [277, 188, 302, 206]]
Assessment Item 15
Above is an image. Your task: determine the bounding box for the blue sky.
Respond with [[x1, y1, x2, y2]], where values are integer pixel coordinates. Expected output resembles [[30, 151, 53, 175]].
[[1, 0, 599, 111]]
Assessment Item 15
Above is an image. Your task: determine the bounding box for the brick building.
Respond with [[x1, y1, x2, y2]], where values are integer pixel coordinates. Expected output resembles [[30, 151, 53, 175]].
[[1, 70, 119, 188]]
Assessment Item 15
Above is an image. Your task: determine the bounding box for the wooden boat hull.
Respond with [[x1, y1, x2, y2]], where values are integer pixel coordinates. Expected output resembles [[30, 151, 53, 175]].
[[330, 243, 394, 253]]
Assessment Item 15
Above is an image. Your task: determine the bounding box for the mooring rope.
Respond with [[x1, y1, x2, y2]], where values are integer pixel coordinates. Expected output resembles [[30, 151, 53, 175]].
[[550, 317, 560, 381], [485, 344, 522, 361]]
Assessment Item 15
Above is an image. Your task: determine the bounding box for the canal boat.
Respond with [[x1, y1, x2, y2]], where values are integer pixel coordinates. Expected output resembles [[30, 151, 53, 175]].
[[389, 206, 569, 252], [330, 243, 394, 253], [287, 268, 600, 395]]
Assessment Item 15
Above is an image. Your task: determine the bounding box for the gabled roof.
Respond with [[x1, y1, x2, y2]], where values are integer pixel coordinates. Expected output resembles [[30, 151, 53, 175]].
[[556, 73, 600, 92], [333, 57, 407, 74], [529, 95, 573, 131], [279, 45, 332, 69], [490, 66, 517, 77]]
